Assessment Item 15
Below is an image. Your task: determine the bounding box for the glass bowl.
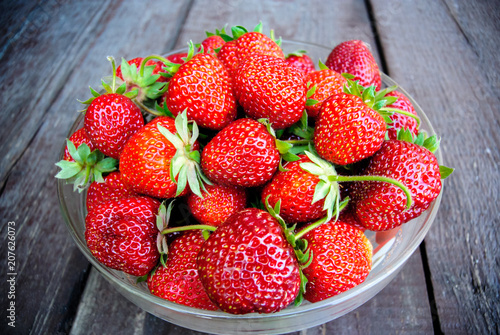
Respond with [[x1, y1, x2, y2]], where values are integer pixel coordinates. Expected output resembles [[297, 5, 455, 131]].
[[57, 40, 442, 335]]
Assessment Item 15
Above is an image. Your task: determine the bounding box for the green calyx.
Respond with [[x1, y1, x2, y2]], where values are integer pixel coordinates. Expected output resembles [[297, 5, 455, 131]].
[[305, 81, 319, 107], [205, 25, 227, 38], [397, 128, 440, 152], [396, 129, 454, 179], [299, 150, 343, 223], [119, 57, 167, 102], [78, 56, 137, 112], [258, 118, 307, 170], [157, 110, 212, 198], [342, 77, 421, 127], [55, 140, 117, 192]]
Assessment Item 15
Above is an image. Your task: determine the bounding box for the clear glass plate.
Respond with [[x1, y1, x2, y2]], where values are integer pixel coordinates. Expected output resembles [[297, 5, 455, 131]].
[[57, 40, 442, 335]]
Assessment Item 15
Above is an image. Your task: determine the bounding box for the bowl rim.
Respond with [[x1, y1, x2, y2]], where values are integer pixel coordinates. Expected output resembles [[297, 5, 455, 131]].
[[57, 39, 443, 321]]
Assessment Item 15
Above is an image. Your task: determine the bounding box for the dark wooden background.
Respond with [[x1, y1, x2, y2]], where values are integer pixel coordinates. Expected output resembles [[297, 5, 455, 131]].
[[0, 0, 498, 334]]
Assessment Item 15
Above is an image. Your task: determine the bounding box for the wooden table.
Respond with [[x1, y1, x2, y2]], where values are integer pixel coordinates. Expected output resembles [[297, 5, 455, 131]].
[[1, 0, 498, 334]]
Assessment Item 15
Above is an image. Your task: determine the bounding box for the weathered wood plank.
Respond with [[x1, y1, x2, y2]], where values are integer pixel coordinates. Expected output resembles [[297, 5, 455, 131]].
[[0, 0, 113, 189], [371, 0, 500, 334], [0, 0, 192, 334]]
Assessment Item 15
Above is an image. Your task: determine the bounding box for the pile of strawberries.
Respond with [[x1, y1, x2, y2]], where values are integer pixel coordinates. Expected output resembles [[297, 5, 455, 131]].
[[56, 23, 452, 315]]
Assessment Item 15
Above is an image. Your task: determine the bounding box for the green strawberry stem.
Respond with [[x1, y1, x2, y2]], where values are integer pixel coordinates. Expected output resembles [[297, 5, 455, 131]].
[[380, 106, 421, 127], [293, 197, 350, 240], [161, 224, 216, 235], [134, 98, 164, 117], [332, 174, 413, 209]]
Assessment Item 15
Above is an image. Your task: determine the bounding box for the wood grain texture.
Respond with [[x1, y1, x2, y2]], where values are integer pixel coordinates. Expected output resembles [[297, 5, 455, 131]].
[[0, 0, 192, 334], [371, 0, 500, 333]]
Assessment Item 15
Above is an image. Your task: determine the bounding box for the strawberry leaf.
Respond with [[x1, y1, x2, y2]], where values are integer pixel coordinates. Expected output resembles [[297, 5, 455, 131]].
[[439, 165, 454, 179]]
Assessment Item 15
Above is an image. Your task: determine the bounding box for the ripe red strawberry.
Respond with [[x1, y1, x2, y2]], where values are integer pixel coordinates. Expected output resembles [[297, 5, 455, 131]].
[[147, 231, 218, 310], [216, 23, 284, 79], [197, 208, 301, 314], [285, 50, 315, 76], [85, 196, 161, 276], [350, 133, 452, 231], [300, 218, 372, 302], [198, 34, 225, 56], [305, 64, 347, 118], [201, 118, 280, 187], [63, 128, 96, 161], [325, 40, 381, 90], [385, 90, 419, 140], [262, 154, 335, 223], [187, 183, 247, 226], [234, 54, 307, 129], [313, 81, 390, 165], [84, 92, 144, 159], [163, 42, 237, 130], [86, 171, 137, 213], [120, 112, 208, 199]]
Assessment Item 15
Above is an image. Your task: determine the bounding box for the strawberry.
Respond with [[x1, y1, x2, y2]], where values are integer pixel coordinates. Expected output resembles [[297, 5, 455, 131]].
[[285, 50, 315, 76], [304, 62, 347, 118], [147, 230, 218, 310], [349, 131, 453, 231], [187, 183, 247, 227], [385, 90, 419, 140], [313, 80, 397, 165], [162, 42, 237, 130], [198, 34, 225, 56], [86, 171, 137, 213], [85, 196, 161, 276], [216, 23, 284, 80], [261, 153, 337, 223], [81, 57, 145, 160], [325, 40, 381, 90], [84, 92, 144, 159], [119, 111, 209, 199], [63, 128, 96, 161], [300, 218, 372, 302], [201, 118, 280, 187], [234, 54, 307, 129], [197, 208, 301, 314]]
